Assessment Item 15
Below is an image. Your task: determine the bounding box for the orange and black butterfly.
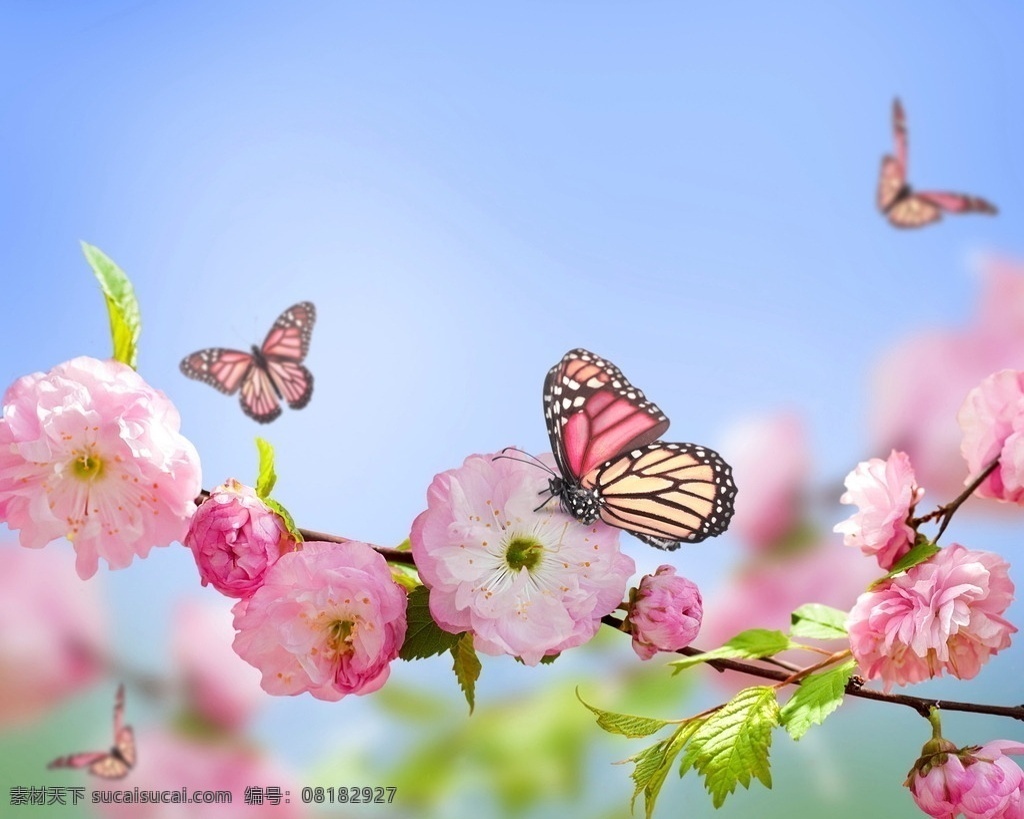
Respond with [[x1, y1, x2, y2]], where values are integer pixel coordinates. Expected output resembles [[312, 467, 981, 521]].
[[47, 684, 135, 779], [878, 98, 997, 228], [542, 348, 736, 550]]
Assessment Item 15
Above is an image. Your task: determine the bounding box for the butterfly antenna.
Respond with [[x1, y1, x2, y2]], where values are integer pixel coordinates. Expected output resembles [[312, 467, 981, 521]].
[[492, 447, 556, 477]]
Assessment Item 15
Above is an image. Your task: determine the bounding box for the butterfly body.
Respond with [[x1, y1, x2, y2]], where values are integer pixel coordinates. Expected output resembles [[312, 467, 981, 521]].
[[878, 98, 996, 229], [47, 685, 135, 779], [180, 302, 316, 423], [543, 348, 736, 550]]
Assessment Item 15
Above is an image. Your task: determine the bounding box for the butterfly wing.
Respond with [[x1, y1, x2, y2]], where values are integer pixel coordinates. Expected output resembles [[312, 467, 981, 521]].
[[915, 191, 997, 215], [878, 100, 909, 212], [239, 364, 283, 424], [180, 348, 254, 395], [886, 195, 943, 228], [48, 751, 108, 771], [88, 751, 131, 779], [543, 348, 669, 482], [892, 98, 908, 171], [260, 301, 316, 410], [586, 442, 736, 550]]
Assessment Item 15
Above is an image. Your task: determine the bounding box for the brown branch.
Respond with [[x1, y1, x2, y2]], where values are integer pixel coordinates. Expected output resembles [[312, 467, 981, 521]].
[[601, 614, 1024, 723], [193, 489, 1024, 723], [912, 458, 1000, 543]]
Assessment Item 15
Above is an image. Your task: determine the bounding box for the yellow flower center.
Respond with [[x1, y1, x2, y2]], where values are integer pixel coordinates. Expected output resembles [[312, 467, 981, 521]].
[[505, 534, 544, 572], [329, 619, 356, 657], [71, 450, 105, 482]]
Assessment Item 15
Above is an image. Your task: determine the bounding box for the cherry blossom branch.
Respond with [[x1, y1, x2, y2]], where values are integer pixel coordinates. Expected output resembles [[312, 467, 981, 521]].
[[599, 614, 1024, 722], [912, 457, 1000, 542]]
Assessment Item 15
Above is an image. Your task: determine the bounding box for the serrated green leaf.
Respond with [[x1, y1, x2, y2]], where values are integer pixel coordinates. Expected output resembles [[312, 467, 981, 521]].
[[671, 629, 793, 672], [82, 242, 141, 369], [780, 658, 856, 740], [681, 686, 779, 808], [576, 690, 669, 738], [451, 633, 481, 714], [400, 586, 461, 660], [872, 541, 940, 587], [790, 603, 849, 639], [254, 437, 277, 498], [628, 740, 671, 813]]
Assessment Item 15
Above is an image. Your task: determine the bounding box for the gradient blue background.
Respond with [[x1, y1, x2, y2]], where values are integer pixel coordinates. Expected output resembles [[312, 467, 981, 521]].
[[2, 3, 1023, 817]]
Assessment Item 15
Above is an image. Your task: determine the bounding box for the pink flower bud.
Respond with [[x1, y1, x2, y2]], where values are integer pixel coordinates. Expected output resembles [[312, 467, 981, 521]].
[[626, 565, 703, 660], [907, 739, 1024, 819], [184, 479, 296, 599]]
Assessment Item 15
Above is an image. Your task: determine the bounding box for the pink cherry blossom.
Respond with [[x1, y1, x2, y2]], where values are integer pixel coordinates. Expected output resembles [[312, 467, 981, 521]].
[[959, 369, 1024, 505], [232, 541, 407, 700], [834, 450, 924, 570], [184, 479, 296, 599], [0, 542, 108, 725], [410, 452, 635, 666], [626, 565, 702, 660], [908, 739, 1024, 819], [0, 356, 201, 579], [94, 728, 306, 818], [871, 256, 1024, 500], [720, 412, 809, 552], [847, 544, 1016, 691], [173, 599, 264, 731]]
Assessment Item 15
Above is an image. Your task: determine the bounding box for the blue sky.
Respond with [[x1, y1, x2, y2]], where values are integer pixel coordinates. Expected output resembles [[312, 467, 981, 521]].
[[3, 3, 1024, 816]]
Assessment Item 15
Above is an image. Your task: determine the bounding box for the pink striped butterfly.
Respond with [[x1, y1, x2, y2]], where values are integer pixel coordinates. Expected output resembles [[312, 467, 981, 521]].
[[542, 348, 736, 550], [879, 98, 997, 228], [47, 684, 135, 779], [180, 302, 316, 424]]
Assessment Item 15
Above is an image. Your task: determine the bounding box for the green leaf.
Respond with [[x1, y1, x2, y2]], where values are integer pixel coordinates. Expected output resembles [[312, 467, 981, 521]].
[[873, 540, 941, 587], [576, 690, 669, 738], [254, 437, 277, 498], [681, 686, 779, 808], [399, 586, 461, 660], [629, 740, 671, 814], [450, 633, 481, 714], [780, 658, 856, 740], [671, 629, 793, 672], [81, 242, 141, 369], [790, 603, 848, 640], [394, 537, 412, 551], [263, 497, 303, 543]]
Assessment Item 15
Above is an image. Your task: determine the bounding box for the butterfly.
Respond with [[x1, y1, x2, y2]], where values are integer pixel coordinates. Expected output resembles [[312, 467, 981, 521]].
[[180, 302, 316, 424], [47, 684, 136, 779], [542, 348, 736, 550], [878, 98, 997, 228]]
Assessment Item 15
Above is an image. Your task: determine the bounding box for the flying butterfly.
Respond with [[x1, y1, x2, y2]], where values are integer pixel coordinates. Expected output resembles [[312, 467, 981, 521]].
[[878, 98, 997, 229], [47, 684, 136, 779], [542, 348, 736, 550], [180, 302, 316, 423]]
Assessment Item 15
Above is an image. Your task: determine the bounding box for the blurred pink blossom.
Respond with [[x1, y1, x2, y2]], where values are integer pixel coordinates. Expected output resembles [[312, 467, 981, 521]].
[[0, 356, 201, 579], [703, 539, 876, 658], [847, 544, 1016, 691], [184, 480, 296, 599], [410, 452, 634, 666], [232, 541, 406, 701], [834, 450, 924, 570], [959, 369, 1024, 505], [173, 599, 263, 731], [0, 544, 107, 725], [871, 256, 1024, 501], [94, 728, 306, 818], [720, 412, 809, 552], [908, 739, 1024, 819], [626, 565, 702, 660]]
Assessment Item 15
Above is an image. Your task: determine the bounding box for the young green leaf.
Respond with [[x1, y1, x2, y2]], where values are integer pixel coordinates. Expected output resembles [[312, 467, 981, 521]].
[[671, 629, 793, 672], [790, 603, 849, 640], [255, 437, 278, 499], [681, 686, 779, 808], [780, 658, 857, 740], [629, 740, 672, 815], [263, 497, 303, 543], [451, 633, 481, 714], [400, 586, 461, 660], [872, 540, 941, 587], [576, 690, 670, 738], [81, 242, 141, 370]]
